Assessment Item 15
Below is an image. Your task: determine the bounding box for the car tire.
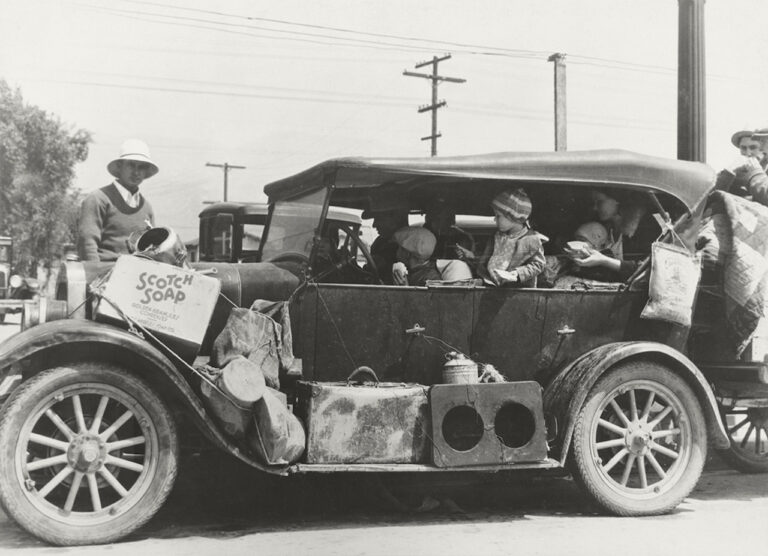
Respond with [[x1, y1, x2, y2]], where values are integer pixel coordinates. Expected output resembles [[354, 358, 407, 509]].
[[717, 405, 768, 474], [570, 360, 707, 516], [0, 310, 5, 323], [0, 364, 178, 545]]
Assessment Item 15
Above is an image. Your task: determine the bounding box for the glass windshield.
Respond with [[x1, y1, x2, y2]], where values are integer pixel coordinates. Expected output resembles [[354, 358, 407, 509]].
[[261, 189, 327, 262], [200, 214, 233, 261]]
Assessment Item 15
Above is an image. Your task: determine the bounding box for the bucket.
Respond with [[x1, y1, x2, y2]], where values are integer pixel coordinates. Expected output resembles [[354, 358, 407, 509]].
[[442, 352, 479, 384], [199, 357, 266, 440]]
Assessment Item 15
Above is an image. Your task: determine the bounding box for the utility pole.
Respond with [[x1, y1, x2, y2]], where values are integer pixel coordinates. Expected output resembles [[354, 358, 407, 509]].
[[205, 162, 245, 202], [677, 0, 706, 162], [548, 53, 567, 151], [403, 54, 466, 156]]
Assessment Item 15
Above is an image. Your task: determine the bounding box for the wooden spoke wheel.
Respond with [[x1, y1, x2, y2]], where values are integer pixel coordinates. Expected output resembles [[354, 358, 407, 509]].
[[0, 365, 178, 545]]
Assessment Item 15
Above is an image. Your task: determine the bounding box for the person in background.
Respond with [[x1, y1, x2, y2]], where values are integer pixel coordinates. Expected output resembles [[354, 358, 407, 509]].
[[391, 226, 441, 286], [731, 128, 763, 161], [77, 139, 157, 262], [364, 206, 408, 284], [715, 128, 768, 204], [458, 188, 545, 286], [423, 196, 473, 259]]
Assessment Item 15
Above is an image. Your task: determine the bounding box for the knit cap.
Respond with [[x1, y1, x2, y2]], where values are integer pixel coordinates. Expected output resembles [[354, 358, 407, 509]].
[[393, 226, 436, 259], [491, 188, 532, 221]]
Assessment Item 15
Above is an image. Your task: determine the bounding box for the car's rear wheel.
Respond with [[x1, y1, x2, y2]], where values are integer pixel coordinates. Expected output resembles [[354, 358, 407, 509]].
[[570, 361, 706, 516], [718, 404, 768, 473], [0, 364, 178, 545]]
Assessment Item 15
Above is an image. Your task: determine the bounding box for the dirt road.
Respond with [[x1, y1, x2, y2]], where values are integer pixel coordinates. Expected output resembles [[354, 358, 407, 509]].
[[0, 460, 766, 556]]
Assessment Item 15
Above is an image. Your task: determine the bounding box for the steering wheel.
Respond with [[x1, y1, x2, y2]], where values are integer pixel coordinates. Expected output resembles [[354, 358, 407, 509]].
[[348, 232, 383, 285], [266, 251, 310, 266]]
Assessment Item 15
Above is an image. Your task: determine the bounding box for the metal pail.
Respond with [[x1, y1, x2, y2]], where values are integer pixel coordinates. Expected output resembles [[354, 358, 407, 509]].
[[442, 355, 479, 384]]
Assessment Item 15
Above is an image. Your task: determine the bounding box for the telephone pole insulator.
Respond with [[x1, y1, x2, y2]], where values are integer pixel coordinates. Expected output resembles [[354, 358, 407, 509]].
[[403, 54, 465, 156], [205, 162, 245, 202]]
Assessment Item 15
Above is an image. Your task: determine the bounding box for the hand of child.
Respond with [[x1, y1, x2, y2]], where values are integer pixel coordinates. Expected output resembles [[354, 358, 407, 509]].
[[454, 244, 475, 261], [392, 262, 408, 285], [491, 268, 518, 284]]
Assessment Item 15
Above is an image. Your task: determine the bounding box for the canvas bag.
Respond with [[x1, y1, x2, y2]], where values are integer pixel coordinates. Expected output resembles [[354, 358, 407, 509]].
[[641, 241, 701, 326], [248, 388, 306, 466]]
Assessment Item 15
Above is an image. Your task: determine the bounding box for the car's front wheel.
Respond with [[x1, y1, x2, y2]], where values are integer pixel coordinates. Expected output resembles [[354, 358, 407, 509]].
[[0, 364, 178, 545], [570, 361, 707, 516]]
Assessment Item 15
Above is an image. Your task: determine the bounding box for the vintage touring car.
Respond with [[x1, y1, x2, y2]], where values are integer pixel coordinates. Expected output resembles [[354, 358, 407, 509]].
[[0, 150, 766, 545]]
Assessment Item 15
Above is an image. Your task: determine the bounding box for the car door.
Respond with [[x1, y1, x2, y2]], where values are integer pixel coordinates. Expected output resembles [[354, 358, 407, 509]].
[[297, 283, 475, 384]]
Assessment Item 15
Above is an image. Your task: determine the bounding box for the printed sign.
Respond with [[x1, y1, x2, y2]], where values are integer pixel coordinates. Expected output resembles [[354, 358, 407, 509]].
[[96, 256, 221, 345]]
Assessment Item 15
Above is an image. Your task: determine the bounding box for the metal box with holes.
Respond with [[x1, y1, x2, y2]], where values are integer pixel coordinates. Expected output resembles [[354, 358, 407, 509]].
[[430, 382, 547, 467]]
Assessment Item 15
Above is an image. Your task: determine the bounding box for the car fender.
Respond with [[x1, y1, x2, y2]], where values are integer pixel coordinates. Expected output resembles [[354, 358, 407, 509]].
[[543, 341, 729, 465], [0, 319, 287, 476]]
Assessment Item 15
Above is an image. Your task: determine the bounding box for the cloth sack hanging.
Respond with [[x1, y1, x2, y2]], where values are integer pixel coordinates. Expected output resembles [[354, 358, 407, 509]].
[[641, 241, 701, 326]]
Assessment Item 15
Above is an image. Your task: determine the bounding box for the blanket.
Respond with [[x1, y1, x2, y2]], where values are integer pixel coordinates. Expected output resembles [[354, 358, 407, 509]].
[[698, 191, 768, 355]]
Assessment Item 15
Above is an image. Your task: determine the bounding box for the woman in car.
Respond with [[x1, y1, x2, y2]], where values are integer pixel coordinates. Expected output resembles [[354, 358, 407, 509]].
[[570, 189, 646, 280]]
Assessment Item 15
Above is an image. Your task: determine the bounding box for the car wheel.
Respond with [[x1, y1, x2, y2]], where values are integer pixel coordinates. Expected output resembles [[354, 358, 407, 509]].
[[570, 360, 707, 516], [0, 310, 5, 323], [0, 364, 178, 545], [718, 405, 768, 473]]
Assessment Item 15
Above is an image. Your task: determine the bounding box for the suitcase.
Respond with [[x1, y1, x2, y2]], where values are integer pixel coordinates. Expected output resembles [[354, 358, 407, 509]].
[[295, 367, 430, 464]]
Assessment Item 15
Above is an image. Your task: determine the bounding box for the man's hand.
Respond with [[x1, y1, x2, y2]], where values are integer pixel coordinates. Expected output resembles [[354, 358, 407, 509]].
[[392, 262, 408, 285], [727, 155, 762, 176]]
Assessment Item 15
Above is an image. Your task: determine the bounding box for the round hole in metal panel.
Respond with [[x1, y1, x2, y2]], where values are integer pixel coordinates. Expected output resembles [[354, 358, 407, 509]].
[[494, 402, 536, 449], [441, 405, 484, 452]]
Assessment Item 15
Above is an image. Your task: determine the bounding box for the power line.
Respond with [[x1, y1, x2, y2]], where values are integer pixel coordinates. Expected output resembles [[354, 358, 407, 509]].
[[116, 0, 552, 58], [110, 0, 695, 76], [31, 78, 418, 107]]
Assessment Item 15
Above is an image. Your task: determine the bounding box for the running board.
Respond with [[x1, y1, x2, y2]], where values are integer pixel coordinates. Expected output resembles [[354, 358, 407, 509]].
[[288, 459, 561, 474]]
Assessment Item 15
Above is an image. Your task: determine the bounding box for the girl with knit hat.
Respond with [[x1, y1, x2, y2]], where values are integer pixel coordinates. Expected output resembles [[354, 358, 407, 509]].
[[458, 188, 545, 286]]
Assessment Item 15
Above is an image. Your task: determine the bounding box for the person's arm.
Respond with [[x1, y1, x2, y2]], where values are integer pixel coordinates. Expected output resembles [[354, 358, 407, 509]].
[[715, 156, 765, 198], [572, 250, 638, 280], [745, 168, 768, 206], [77, 194, 104, 262], [511, 237, 546, 284]]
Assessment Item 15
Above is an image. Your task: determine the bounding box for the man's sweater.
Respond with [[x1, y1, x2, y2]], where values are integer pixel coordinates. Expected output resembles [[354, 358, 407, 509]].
[[77, 184, 154, 262]]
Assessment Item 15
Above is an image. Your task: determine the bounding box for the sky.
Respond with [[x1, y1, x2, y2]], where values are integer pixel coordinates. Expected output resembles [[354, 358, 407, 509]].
[[1, 0, 768, 239]]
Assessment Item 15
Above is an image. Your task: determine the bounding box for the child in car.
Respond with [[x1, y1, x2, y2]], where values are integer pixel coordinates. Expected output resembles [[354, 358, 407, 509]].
[[458, 188, 545, 286], [391, 226, 442, 286]]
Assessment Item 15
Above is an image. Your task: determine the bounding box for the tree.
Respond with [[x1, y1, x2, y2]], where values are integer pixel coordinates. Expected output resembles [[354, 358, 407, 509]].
[[0, 79, 91, 278]]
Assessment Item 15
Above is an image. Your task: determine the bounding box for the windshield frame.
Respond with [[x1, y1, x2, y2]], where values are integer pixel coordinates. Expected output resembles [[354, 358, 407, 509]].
[[259, 187, 330, 263]]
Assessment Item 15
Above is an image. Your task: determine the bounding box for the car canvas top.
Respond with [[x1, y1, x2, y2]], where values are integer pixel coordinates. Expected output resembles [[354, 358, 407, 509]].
[[264, 150, 716, 214]]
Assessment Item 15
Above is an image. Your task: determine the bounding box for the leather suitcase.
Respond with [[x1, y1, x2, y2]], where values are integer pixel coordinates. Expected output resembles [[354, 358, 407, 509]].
[[295, 368, 430, 464]]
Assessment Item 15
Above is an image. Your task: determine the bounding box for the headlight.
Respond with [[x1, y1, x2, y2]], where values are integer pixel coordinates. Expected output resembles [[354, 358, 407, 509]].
[[9, 275, 22, 288]]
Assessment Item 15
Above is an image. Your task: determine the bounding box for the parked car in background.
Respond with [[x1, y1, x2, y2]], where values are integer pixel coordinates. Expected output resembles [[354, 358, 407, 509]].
[[0, 236, 39, 323], [197, 201, 365, 265], [2, 150, 768, 546], [0, 236, 11, 323]]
